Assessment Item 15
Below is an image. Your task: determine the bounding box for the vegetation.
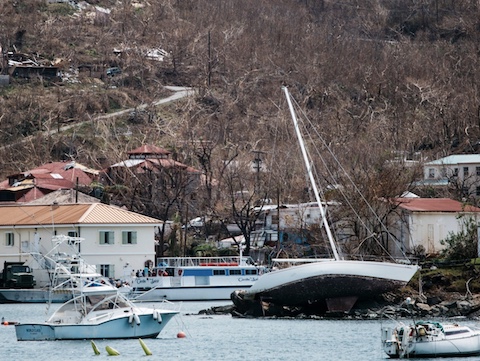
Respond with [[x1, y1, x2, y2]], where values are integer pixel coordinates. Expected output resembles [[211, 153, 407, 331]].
[[3, 0, 480, 255], [440, 216, 479, 261]]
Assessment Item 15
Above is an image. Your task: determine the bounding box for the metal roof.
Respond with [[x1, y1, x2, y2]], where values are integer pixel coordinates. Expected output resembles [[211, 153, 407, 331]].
[[0, 203, 161, 226], [426, 154, 480, 166], [396, 198, 480, 212]]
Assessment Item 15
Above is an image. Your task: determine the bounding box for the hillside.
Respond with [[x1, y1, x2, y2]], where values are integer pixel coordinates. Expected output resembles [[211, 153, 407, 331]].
[[2, 0, 480, 216]]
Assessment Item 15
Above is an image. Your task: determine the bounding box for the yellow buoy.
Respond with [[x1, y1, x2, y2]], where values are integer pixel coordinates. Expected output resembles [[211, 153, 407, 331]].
[[91, 340, 101, 355], [105, 345, 120, 356], [177, 331, 186, 338], [139, 338, 152, 356]]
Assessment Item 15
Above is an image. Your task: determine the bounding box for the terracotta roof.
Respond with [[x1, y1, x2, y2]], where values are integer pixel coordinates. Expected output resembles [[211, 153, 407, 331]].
[[395, 198, 480, 212], [0, 203, 161, 226], [0, 161, 98, 189]]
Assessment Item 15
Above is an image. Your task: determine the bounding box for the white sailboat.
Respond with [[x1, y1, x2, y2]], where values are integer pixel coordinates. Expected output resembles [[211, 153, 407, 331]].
[[232, 87, 418, 313], [382, 320, 480, 358]]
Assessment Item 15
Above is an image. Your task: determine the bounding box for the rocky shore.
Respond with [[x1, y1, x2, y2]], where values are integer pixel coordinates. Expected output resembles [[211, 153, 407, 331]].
[[199, 264, 480, 320], [199, 294, 480, 320]]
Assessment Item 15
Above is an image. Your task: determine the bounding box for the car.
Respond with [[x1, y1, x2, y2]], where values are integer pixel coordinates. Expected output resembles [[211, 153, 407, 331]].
[[106, 67, 122, 76]]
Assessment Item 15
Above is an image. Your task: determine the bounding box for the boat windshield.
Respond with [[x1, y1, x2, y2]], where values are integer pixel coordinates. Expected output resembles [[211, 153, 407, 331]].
[[87, 294, 130, 312]]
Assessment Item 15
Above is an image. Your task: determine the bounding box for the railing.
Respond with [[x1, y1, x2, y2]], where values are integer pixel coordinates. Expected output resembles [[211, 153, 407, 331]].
[[156, 256, 255, 268]]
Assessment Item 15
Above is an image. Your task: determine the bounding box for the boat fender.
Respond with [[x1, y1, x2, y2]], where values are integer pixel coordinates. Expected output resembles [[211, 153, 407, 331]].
[[91, 340, 101, 355], [153, 310, 158, 320], [177, 331, 186, 338], [133, 313, 141, 325], [105, 346, 120, 356], [139, 338, 153, 356], [417, 326, 426, 337], [178, 269, 183, 276], [128, 314, 134, 324]]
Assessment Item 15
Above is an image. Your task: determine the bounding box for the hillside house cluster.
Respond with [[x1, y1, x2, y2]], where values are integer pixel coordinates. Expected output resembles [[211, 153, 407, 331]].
[[0, 144, 200, 279]]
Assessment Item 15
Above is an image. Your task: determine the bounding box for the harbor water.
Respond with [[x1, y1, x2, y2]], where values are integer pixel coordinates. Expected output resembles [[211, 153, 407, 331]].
[[1, 301, 480, 361]]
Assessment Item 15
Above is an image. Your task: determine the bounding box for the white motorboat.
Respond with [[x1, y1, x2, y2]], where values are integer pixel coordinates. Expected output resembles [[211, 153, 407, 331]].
[[15, 245, 178, 341], [381, 321, 480, 358], [232, 87, 418, 313], [0, 235, 100, 303], [126, 255, 265, 302]]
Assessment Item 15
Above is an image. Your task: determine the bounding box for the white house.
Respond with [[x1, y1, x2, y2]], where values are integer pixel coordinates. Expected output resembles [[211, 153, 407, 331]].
[[393, 197, 480, 255], [0, 203, 162, 280], [423, 154, 480, 197]]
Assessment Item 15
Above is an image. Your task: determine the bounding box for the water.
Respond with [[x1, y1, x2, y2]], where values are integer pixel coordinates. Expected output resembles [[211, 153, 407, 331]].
[[1, 301, 479, 361]]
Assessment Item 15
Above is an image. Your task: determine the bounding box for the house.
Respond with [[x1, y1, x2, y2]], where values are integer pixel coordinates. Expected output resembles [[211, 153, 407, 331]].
[[0, 203, 162, 280], [103, 144, 202, 220], [392, 197, 480, 255], [421, 154, 480, 197], [253, 202, 335, 245], [0, 161, 99, 203]]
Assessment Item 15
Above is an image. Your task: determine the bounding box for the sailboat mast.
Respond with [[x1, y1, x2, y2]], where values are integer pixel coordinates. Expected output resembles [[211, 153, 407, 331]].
[[283, 86, 340, 261]]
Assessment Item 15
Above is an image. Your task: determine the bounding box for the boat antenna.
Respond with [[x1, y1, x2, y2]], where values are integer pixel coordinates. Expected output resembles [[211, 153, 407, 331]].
[[283, 86, 340, 261]]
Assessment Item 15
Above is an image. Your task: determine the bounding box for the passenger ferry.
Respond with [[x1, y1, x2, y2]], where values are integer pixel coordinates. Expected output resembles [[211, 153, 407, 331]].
[[126, 255, 266, 301]]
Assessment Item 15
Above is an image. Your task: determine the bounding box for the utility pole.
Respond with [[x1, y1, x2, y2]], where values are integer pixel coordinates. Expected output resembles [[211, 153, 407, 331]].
[[252, 150, 266, 194]]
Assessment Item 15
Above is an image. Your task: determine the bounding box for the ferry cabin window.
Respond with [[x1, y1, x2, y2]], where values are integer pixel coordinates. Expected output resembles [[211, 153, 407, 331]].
[[99, 231, 115, 245], [100, 264, 114, 278], [5, 232, 14, 247], [229, 269, 242, 275], [122, 231, 137, 245], [245, 269, 258, 275], [213, 270, 226, 275]]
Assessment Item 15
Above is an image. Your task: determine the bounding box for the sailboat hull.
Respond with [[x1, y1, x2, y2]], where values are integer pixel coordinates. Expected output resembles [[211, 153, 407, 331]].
[[238, 260, 418, 311]]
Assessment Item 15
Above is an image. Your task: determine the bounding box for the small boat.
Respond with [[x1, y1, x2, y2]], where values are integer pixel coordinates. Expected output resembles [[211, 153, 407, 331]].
[[232, 87, 418, 313], [381, 321, 480, 358], [15, 247, 178, 341], [126, 254, 266, 302]]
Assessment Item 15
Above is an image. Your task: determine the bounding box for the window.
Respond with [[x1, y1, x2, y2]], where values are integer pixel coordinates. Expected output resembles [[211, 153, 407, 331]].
[[5, 232, 14, 247], [245, 269, 258, 275], [99, 231, 114, 245], [229, 269, 242, 275], [213, 269, 226, 276], [477, 167, 480, 176], [464, 167, 469, 177], [476, 186, 480, 196], [428, 168, 435, 178], [440, 168, 447, 177], [122, 231, 137, 245], [68, 231, 78, 238], [453, 168, 459, 177], [100, 264, 114, 278]]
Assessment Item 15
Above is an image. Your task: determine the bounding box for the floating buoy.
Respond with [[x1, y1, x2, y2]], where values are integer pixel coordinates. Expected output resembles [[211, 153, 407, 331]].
[[139, 338, 152, 356], [177, 331, 186, 338], [105, 346, 120, 356], [91, 340, 101, 355], [3, 321, 8, 326]]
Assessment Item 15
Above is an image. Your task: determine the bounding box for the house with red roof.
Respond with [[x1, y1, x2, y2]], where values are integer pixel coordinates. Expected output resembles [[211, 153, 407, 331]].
[[103, 144, 201, 194], [392, 197, 480, 256], [0, 161, 99, 203]]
